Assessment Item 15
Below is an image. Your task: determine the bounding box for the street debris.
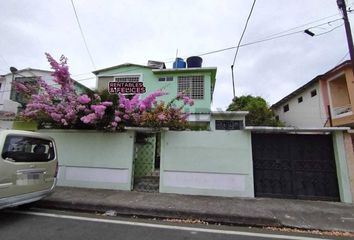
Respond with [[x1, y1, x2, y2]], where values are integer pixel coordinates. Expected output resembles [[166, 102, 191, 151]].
[[163, 218, 209, 225], [103, 210, 117, 217], [264, 226, 354, 237]]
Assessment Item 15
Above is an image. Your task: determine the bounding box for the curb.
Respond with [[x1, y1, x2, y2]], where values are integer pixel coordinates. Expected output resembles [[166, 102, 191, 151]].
[[35, 199, 281, 228]]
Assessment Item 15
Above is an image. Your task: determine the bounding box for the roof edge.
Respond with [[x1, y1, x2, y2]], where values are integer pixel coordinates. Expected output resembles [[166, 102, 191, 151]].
[[92, 63, 153, 74], [271, 60, 352, 109]]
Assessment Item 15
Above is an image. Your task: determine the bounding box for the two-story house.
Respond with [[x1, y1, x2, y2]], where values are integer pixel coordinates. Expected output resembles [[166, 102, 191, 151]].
[[0, 68, 90, 129], [93, 59, 217, 125], [0, 68, 90, 111], [271, 60, 354, 128]]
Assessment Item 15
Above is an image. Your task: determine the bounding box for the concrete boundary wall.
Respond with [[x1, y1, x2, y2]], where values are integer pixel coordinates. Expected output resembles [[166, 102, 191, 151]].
[[332, 131, 353, 203], [160, 131, 254, 197], [38, 130, 135, 190], [343, 132, 354, 202]]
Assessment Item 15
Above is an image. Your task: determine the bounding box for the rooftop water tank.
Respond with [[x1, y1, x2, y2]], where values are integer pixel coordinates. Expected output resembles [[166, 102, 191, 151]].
[[187, 56, 203, 68], [173, 58, 186, 69]]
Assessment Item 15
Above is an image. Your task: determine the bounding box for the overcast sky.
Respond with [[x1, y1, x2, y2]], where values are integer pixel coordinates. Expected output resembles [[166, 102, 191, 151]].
[[0, 0, 353, 110]]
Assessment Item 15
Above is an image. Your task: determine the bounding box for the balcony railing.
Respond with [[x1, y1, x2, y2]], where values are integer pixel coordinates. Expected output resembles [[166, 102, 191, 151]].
[[333, 104, 352, 116]]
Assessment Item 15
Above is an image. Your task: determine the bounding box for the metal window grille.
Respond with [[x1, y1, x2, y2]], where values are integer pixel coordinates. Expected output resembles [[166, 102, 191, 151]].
[[114, 75, 140, 82], [177, 75, 204, 99], [158, 76, 173, 82], [11, 77, 37, 105]]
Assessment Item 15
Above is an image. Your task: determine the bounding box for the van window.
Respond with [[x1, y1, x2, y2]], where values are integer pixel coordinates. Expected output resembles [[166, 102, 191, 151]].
[[1, 135, 55, 162]]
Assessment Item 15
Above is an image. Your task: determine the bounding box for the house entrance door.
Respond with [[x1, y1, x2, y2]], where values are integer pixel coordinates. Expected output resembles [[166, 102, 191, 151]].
[[132, 133, 160, 192]]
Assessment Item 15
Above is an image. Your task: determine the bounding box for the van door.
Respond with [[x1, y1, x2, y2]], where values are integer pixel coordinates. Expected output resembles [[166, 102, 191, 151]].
[[0, 133, 57, 199]]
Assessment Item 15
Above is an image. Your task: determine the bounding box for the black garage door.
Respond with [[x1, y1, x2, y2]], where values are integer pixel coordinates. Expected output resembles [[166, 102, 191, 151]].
[[252, 133, 340, 201]]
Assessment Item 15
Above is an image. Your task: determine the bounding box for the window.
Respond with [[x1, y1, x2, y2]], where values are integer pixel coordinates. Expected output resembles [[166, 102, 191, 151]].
[[10, 77, 38, 106], [114, 75, 140, 82], [298, 96, 303, 103], [158, 76, 173, 82], [311, 89, 317, 97], [0, 82, 2, 90], [215, 120, 244, 130], [177, 75, 204, 99], [2, 134, 55, 162], [275, 115, 279, 121], [283, 104, 289, 112]]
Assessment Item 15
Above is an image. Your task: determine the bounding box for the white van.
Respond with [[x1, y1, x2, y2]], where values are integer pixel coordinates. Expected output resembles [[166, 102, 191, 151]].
[[0, 130, 58, 209]]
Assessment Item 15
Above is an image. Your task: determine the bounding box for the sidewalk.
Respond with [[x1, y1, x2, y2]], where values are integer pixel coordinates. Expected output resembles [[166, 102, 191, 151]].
[[36, 187, 354, 233]]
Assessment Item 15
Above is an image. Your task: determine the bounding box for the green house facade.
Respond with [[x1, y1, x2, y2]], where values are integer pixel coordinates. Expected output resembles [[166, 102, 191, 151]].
[[93, 63, 217, 123]]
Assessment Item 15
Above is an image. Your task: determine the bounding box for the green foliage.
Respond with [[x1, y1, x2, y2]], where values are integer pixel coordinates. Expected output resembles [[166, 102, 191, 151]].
[[227, 95, 283, 126]]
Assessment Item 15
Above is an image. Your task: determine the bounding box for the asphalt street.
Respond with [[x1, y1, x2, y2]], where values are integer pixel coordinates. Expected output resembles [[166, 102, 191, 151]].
[[0, 209, 346, 240]]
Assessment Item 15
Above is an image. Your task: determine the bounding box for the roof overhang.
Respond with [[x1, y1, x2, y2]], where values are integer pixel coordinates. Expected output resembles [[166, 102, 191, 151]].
[[245, 126, 350, 133], [2, 68, 53, 77], [271, 60, 352, 109], [211, 111, 248, 117], [92, 63, 154, 75]]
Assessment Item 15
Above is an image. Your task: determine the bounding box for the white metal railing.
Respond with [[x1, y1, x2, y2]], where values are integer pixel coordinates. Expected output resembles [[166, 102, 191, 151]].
[[333, 104, 352, 116]]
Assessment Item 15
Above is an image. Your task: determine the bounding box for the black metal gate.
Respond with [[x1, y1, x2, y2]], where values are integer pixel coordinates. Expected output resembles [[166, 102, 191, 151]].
[[252, 133, 340, 201]]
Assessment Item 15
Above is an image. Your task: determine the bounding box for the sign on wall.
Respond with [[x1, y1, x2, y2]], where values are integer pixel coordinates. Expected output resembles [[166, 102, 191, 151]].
[[108, 81, 146, 94]]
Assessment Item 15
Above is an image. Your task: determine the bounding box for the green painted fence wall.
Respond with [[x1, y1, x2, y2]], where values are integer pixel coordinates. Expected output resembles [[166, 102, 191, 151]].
[[160, 130, 254, 197], [38, 129, 135, 190]]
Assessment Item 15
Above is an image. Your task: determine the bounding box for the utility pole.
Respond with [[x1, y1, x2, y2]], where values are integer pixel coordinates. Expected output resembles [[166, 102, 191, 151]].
[[337, 0, 354, 72]]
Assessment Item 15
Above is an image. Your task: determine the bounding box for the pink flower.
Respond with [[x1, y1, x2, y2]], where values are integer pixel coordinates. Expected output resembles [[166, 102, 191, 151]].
[[123, 114, 130, 120], [111, 122, 117, 127], [139, 103, 146, 111], [102, 101, 113, 107], [94, 94, 101, 101], [50, 113, 63, 122], [176, 92, 184, 100], [158, 113, 166, 121], [61, 119, 68, 125], [78, 95, 91, 104], [77, 105, 86, 111], [91, 104, 106, 118], [114, 116, 121, 122], [80, 113, 97, 124]]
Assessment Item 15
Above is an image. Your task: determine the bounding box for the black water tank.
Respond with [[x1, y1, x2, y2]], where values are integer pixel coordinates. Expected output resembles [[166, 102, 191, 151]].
[[186, 56, 203, 68]]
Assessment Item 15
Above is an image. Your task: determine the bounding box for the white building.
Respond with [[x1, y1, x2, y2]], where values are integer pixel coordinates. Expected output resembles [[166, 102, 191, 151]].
[[0, 68, 90, 129]]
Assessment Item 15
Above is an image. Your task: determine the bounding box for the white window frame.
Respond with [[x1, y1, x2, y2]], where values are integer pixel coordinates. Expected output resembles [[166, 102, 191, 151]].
[[177, 75, 204, 100], [113, 73, 142, 83]]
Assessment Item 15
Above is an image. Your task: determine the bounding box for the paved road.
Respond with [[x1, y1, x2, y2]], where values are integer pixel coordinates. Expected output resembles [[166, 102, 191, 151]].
[[0, 209, 342, 240]]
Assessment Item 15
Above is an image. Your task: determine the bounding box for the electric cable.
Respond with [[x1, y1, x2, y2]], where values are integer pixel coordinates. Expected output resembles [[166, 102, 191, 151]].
[[231, 0, 257, 98], [70, 0, 96, 69]]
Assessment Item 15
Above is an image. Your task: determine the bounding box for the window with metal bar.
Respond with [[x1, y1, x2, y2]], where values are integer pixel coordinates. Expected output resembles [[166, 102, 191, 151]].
[[177, 76, 204, 99], [114, 75, 140, 82]]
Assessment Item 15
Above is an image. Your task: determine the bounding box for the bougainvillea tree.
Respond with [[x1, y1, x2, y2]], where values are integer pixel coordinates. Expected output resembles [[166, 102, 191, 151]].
[[15, 53, 194, 131]]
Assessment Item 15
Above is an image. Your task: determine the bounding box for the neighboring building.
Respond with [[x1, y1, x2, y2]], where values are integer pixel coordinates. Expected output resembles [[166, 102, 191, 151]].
[[0, 68, 90, 111], [271, 61, 354, 128], [93, 60, 217, 124]]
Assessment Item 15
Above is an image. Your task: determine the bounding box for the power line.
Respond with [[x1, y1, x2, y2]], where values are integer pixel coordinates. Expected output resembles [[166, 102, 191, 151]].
[[70, 0, 96, 69], [263, 13, 341, 39], [70, 17, 344, 83], [231, 0, 257, 98], [190, 18, 345, 59], [314, 23, 344, 36], [231, 0, 257, 66], [69, 13, 351, 79]]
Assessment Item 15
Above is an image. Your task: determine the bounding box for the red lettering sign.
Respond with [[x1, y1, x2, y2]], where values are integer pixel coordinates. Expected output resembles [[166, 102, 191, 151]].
[[108, 81, 146, 94]]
